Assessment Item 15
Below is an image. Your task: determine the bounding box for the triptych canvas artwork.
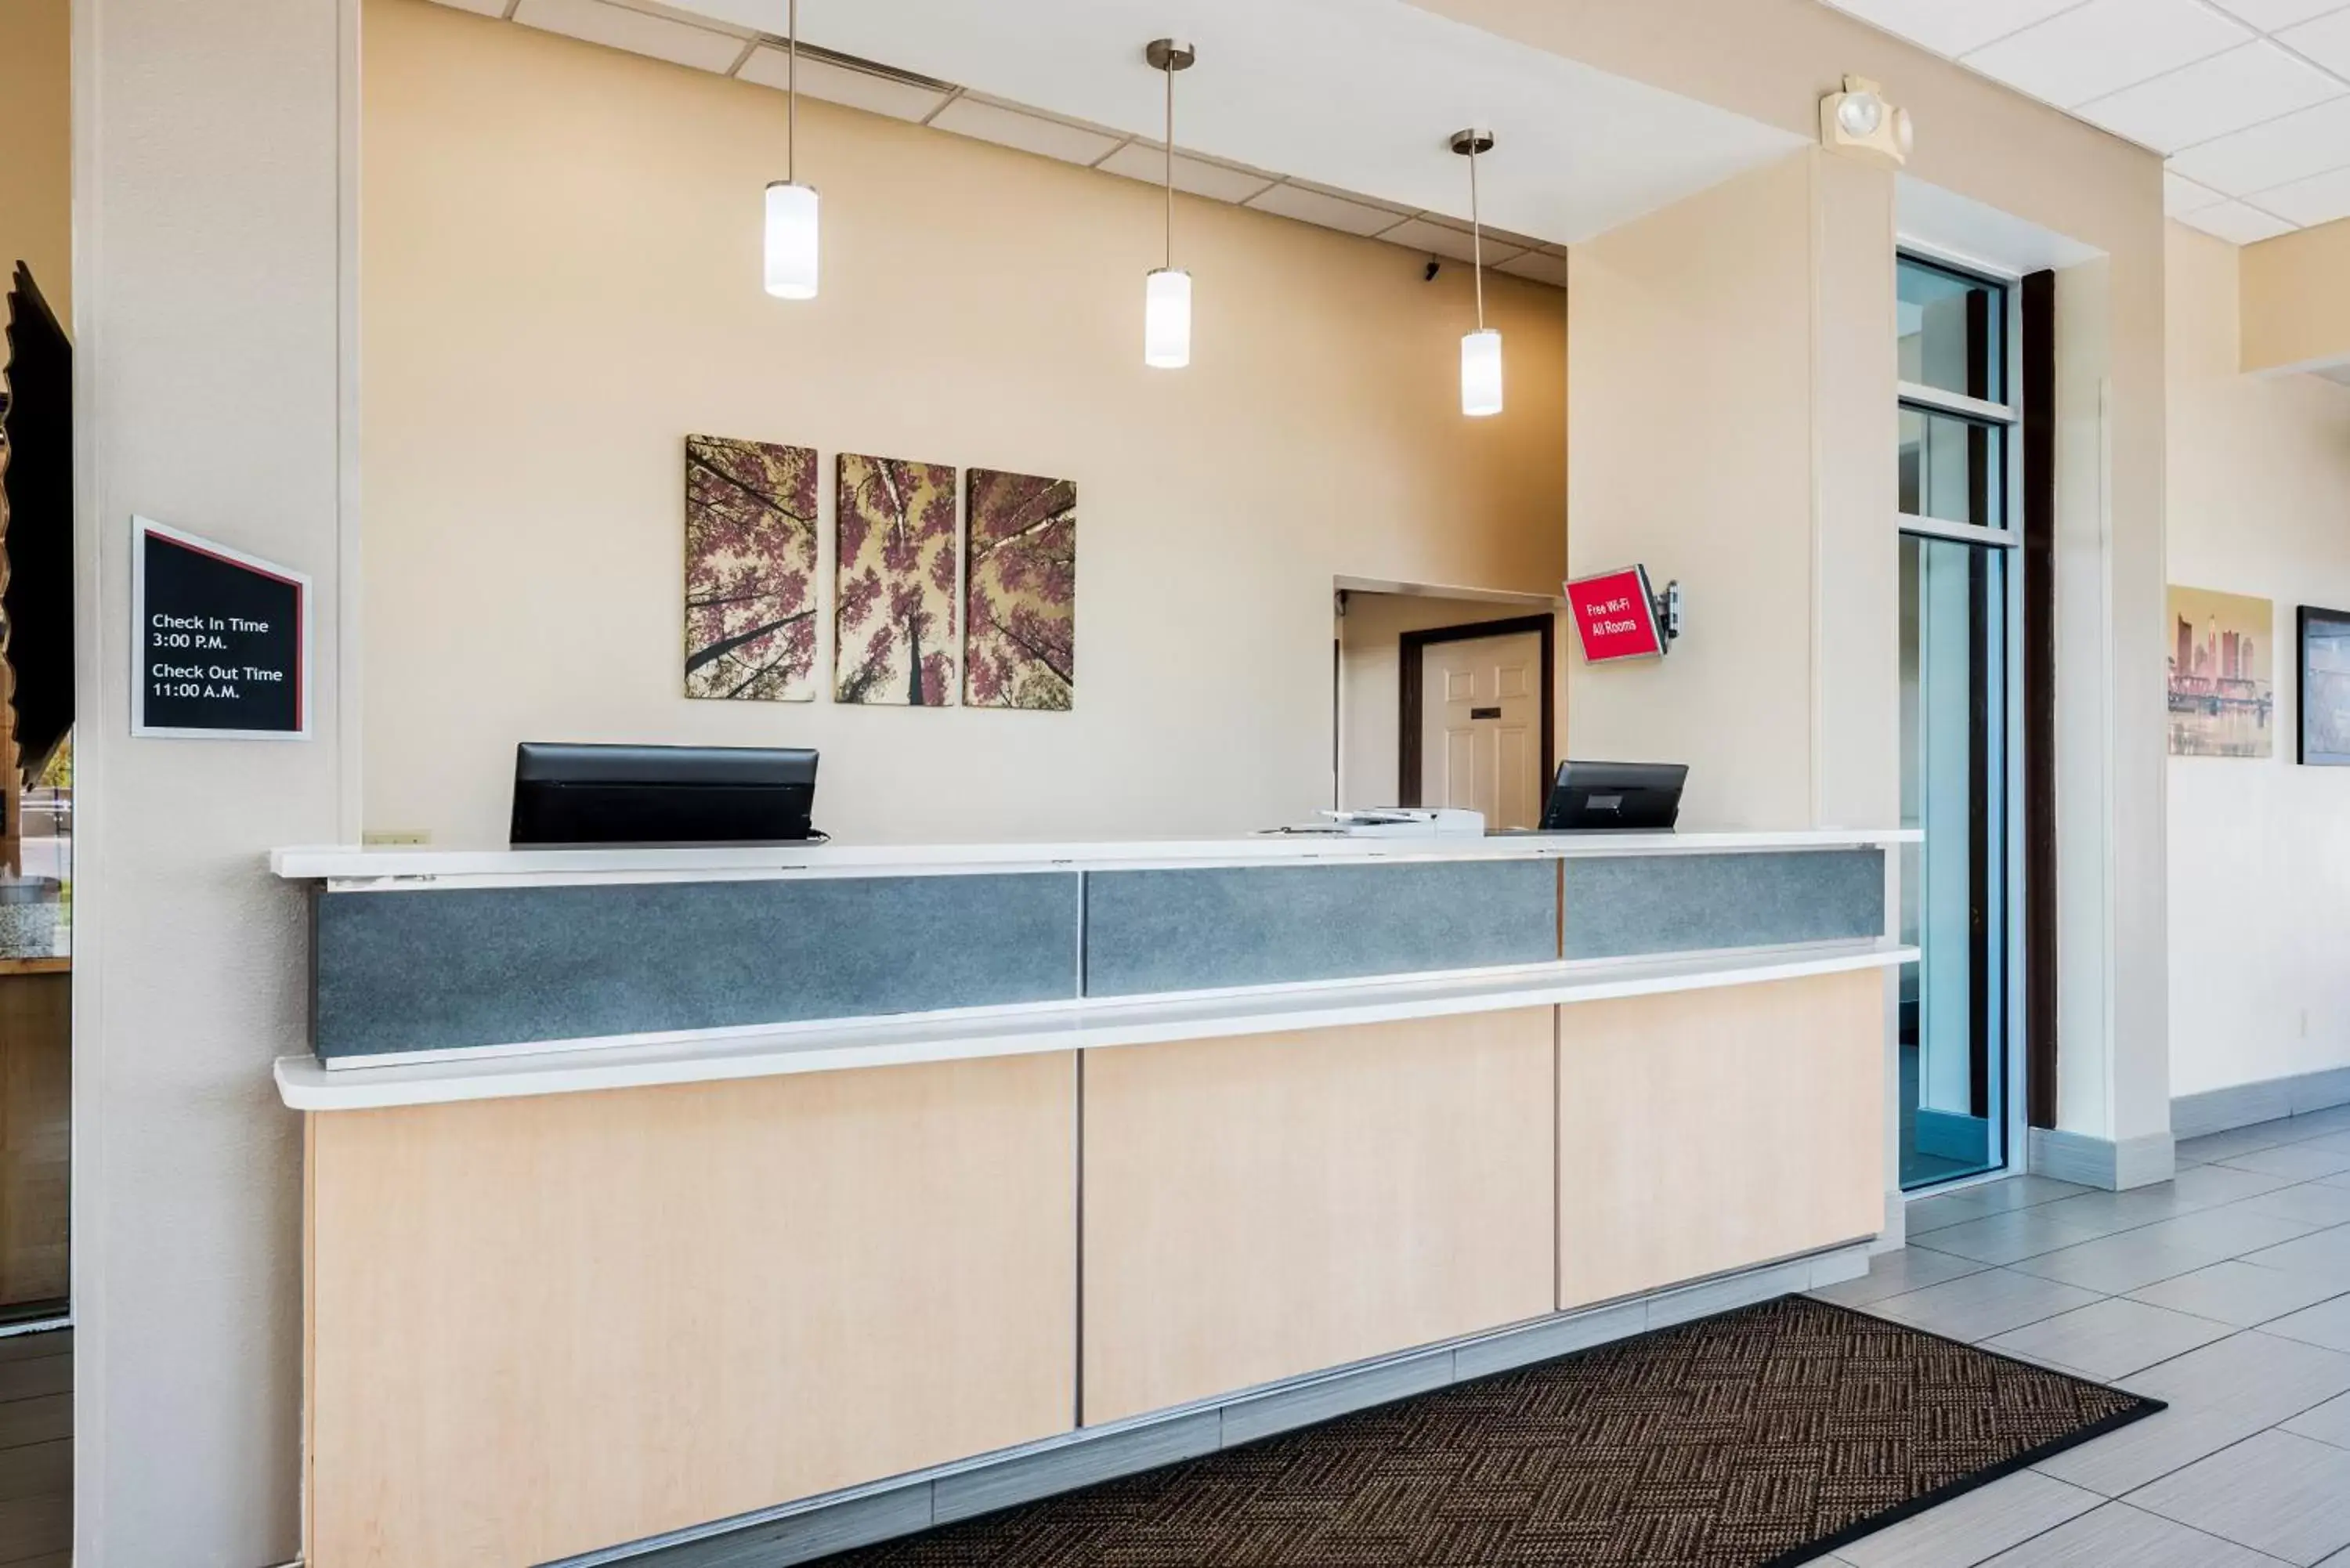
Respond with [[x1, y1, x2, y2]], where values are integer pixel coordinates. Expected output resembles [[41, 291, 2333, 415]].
[[681, 435, 1076, 711]]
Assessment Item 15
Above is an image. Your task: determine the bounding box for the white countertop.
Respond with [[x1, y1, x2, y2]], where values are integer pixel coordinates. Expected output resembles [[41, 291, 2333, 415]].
[[273, 827, 1919, 891], [275, 937, 1918, 1111]]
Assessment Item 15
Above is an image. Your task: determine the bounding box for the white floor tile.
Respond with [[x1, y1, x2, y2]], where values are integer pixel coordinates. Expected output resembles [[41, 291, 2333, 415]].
[[1866, 1268, 2106, 1343], [2246, 1226, 2350, 1290], [2013, 1210, 2316, 1295], [1912, 1209, 2124, 1266], [2266, 1294, 2350, 1355], [1977, 1500, 2281, 1566], [2128, 1260, 2348, 1328], [1810, 1247, 1990, 1308], [2033, 1400, 2275, 1497], [1984, 1298, 2234, 1381], [2218, 1144, 2350, 1181], [1838, 1470, 2102, 1568], [2122, 1330, 2350, 1425], [2285, 1389, 2350, 1451], [2225, 1183, 2350, 1230], [2129, 1428, 2350, 1564]]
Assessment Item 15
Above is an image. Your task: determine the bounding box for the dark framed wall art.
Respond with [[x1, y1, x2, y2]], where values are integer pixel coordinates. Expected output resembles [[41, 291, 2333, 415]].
[[2299, 605, 2350, 766]]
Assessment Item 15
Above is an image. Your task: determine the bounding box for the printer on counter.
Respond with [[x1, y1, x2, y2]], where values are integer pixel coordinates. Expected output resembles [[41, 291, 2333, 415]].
[[1264, 807, 1487, 839]]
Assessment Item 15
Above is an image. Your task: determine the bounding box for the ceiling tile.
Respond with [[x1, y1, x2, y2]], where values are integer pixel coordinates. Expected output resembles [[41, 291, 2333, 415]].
[[2280, 6, 2350, 74], [736, 49, 952, 123], [2178, 198, 2299, 240], [1243, 182, 1415, 237], [2168, 93, 2350, 193], [1095, 143, 1279, 204], [2074, 42, 2345, 153], [1495, 250, 1568, 288], [510, 0, 744, 73], [1961, 0, 2251, 108], [2166, 170, 2230, 213], [927, 96, 1123, 167], [1821, 0, 2097, 58], [1374, 216, 1525, 265], [2209, 0, 2350, 27], [428, 0, 511, 17], [2253, 161, 2350, 222]]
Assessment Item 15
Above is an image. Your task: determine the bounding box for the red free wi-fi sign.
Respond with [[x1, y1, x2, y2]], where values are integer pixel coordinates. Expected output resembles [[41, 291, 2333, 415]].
[[1565, 566, 1666, 663]]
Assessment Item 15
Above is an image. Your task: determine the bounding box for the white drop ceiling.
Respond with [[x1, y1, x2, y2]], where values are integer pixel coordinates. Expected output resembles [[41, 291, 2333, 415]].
[[428, 0, 1810, 283], [1822, 0, 2350, 244]]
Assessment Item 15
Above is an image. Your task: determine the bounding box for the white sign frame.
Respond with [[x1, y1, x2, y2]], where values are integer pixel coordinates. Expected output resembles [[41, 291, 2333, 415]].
[[130, 515, 314, 741]]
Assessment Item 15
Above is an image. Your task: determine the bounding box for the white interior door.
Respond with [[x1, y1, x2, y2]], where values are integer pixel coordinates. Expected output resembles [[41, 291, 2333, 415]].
[[1419, 631, 1543, 829]]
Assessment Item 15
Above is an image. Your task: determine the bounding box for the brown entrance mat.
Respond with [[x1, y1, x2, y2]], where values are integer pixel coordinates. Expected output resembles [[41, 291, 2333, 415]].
[[818, 1296, 2161, 1568]]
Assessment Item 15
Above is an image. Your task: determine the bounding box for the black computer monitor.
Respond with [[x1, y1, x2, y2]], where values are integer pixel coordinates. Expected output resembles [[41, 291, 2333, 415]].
[[1538, 761, 1687, 832], [509, 743, 819, 846]]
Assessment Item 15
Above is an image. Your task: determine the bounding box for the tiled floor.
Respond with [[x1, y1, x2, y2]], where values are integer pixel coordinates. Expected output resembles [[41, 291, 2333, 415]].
[[1802, 1104, 2350, 1567], [0, 1327, 68, 1567]]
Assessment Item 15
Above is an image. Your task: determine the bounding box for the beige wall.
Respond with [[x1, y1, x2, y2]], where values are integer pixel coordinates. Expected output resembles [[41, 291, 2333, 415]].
[[1336, 590, 1564, 813], [2166, 221, 2350, 1100], [1440, 0, 2171, 1151], [0, 0, 70, 320], [1565, 150, 1897, 836], [361, 0, 1566, 849], [2240, 218, 2350, 377]]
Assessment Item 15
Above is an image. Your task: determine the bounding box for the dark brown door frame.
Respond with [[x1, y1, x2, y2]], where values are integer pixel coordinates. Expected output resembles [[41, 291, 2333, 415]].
[[2022, 269, 2058, 1130], [1397, 614, 1557, 808]]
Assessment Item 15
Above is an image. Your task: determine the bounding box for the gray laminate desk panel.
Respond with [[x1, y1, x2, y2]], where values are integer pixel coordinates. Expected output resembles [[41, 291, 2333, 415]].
[[1560, 850, 1884, 959], [1081, 858, 1560, 997], [312, 872, 1083, 1060]]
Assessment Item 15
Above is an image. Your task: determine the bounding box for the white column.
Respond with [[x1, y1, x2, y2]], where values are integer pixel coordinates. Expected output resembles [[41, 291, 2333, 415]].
[[71, 0, 356, 1559]]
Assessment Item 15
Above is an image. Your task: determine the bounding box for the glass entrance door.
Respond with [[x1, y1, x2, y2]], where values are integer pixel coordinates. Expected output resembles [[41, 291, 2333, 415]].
[[1896, 253, 2019, 1190], [1900, 536, 2009, 1185]]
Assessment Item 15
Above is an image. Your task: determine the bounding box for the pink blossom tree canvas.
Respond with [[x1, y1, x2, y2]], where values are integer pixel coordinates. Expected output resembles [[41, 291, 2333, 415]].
[[835, 453, 958, 706], [683, 434, 818, 702], [964, 468, 1076, 710]]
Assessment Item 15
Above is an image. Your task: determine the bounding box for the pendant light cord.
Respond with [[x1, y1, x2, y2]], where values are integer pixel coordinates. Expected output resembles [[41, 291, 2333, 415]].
[[1470, 139, 1485, 332], [1162, 55, 1175, 272], [787, 0, 798, 185]]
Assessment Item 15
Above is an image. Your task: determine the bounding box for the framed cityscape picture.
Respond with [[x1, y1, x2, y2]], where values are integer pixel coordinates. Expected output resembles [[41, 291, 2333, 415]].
[[2299, 605, 2350, 766], [2166, 584, 2274, 759]]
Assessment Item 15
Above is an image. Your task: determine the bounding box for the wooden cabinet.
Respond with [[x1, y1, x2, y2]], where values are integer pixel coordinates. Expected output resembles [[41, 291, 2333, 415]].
[[1080, 1009, 1556, 1425], [307, 1054, 1079, 1568], [1557, 970, 1886, 1309]]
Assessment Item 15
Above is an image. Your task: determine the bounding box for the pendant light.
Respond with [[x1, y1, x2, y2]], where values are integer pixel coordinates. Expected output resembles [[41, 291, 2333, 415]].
[[763, 0, 819, 299], [1143, 38, 1196, 369], [1452, 127, 1502, 417]]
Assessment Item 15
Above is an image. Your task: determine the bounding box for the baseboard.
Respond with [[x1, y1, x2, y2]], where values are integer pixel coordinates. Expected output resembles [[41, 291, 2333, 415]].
[[2174, 1066, 2350, 1140], [2028, 1126, 2175, 1190], [548, 1241, 1876, 1568]]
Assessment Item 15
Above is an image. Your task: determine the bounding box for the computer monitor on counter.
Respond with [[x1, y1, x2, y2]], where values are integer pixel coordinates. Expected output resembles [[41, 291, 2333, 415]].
[[1538, 761, 1687, 833], [509, 743, 819, 846]]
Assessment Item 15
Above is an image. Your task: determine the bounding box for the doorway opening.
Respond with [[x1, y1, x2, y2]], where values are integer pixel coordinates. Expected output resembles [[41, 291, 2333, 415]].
[[1332, 584, 1562, 831]]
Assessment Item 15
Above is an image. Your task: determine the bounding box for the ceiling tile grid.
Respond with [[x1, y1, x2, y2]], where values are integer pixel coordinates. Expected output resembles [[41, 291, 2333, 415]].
[[425, 0, 1573, 283], [1825, 0, 2350, 240]]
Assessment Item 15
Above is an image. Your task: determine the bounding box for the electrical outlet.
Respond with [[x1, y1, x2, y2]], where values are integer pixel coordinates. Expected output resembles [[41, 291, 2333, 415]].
[[363, 828, 432, 847]]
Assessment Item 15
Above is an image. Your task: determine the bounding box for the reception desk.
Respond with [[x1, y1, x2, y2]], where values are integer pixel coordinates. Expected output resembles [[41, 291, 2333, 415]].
[[275, 829, 1914, 1568]]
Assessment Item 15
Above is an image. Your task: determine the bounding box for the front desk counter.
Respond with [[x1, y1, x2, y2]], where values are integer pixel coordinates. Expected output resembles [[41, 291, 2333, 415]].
[[274, 828, 1918, 1568]]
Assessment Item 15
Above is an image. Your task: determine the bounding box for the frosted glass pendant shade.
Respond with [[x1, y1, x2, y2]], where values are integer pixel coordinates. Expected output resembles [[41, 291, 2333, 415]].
[[764, 181, 820, 300], [1461, 327, 1503, 417], [1144, 268, 1192, 369]]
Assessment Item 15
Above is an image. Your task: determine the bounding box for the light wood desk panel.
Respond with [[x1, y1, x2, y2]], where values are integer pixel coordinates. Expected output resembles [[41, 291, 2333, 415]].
[[1557, 970, 1885, 1309], [306, 1053, 1078, 1568], [1079, 1009, 1556, 1425]]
